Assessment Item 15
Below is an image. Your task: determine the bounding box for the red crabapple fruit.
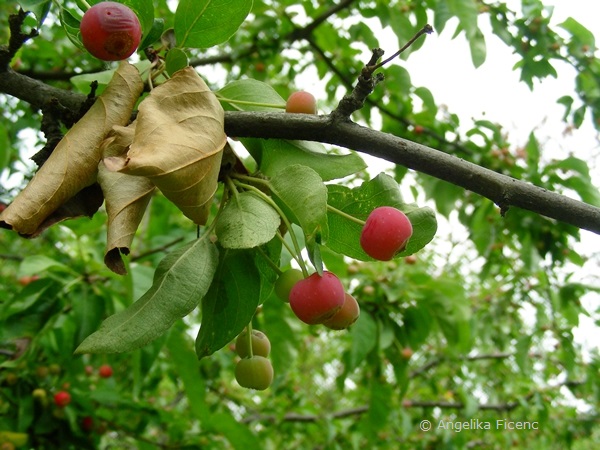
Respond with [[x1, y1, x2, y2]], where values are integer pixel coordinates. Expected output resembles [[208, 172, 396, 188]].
[[80, 2, 142, 61], [289, 271, 345, 324], [98, 364, 113, 378], [360, 206, 413, 260], [53, 391, 71, 408]]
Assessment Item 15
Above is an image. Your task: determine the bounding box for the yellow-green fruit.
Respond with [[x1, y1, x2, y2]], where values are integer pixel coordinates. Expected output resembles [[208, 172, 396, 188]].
[[235, 330, 271, 358], [274, 269, 304, 302], [235, 356, 274, 391], [32, 388, 47, 400]]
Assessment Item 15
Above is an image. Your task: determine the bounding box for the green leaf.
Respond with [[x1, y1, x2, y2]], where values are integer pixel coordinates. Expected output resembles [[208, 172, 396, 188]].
[[348, 311, 377, 372], [18, 255, 72, 277], [209, 412, 262, 449], [165, 48, 189, 76], [433, 0, 452, 34], [525, 132, 541, 181], [559, 17, 595, 48], [70, 61, 151, 94], [215, 192, 280, 249], [546, 156, 600, 206], [269, 164, 329, 244], [59, 6, 83, 50], [447, 0, 479, 39], [262, 294, 298, 376], [119, 0, 155, 37], [174, 0, 253, 49], [557, 95, 574, 121], [244, 138, 366, 181], [167, 325, 210, 423], [218, 79, 285, 111], [72, 290, 105, 348], [363, 381, 393, 436], [254, 238, 282, 304], [75, 238, 219, 354], [389, 9, 418, 58], [17, 0, 51, 27], [195, 249, 261, 358], [326, 173, 437, 260], [422, 278, 472, 352], [0, 280, 61, 340], [469, 29, 487, 67], [0, 123, 10, 171], [140, 18, 165, 49]]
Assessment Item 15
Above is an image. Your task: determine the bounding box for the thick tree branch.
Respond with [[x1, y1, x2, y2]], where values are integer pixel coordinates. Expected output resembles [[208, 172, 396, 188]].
[[0, 67, 87, 112], [224, 111, 600, 234], [2, 70, 599, 234]]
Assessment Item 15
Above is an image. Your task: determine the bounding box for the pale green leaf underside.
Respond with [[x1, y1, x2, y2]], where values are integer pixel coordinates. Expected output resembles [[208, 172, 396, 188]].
[[76, 238, 219, 354], [216, 192, 280, 249]]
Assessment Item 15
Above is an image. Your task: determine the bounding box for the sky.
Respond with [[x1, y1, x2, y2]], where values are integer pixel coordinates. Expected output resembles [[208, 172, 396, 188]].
[[408, 0, 599, 165], [395, 1, 600, 356]]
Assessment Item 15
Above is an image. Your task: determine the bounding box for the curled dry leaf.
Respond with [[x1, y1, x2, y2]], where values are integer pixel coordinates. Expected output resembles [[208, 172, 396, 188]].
[[98, 122, 155, 275], [0, 62, 144, 236], [104, 67, 226, 225]]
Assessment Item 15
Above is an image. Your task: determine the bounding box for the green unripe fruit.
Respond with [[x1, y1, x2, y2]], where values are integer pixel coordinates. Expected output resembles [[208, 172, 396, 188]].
[[235, 330, 271, 358], [274, 269, 304, 302], [235, 356, 274, 390]]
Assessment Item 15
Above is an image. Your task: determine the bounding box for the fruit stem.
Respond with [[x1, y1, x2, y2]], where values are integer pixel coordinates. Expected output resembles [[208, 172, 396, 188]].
[[79, 0, 92, 10], [326, 204, 366, 226], [274, 231, 308, 276], [255, 246, 283, 275], [232, 179, 309, 277], [224, 176, 240, 202], [245, 323, 253, 358], [201, 185, 228, 240]]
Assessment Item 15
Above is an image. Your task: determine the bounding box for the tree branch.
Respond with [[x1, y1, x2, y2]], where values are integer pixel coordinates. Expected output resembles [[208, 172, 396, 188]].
[[1, 66, 598, 234], [224, 111, 600, 234], [286, 0, 359, 41], [0, 67, 88, 112]]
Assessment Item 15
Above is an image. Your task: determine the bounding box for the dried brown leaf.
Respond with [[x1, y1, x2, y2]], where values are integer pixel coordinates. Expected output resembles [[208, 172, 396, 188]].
[[106, 67, 226, 225], [0, 62, 144, 236], [98, 123, 155, 275]]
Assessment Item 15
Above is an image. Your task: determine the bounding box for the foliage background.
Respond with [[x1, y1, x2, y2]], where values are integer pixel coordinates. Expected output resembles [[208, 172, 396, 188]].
[[1, 0, 599, 449]]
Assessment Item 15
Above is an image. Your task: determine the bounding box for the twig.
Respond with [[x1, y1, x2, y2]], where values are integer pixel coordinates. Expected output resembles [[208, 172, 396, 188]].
[[370, 24, 434, 71], [330, 25, 434, 121], [0, 9, 39, 71], [130, 236, 186, 261], [0, 253, 24, 261], [286, 0, 359, 41]]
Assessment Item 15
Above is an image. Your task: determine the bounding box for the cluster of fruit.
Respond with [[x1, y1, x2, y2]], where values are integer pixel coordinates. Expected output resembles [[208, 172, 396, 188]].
[[233, 330, 273, 391], [234, 206, 413, 390]]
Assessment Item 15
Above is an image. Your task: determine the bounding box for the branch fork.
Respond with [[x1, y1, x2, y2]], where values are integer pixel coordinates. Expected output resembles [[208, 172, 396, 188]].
[[330, 24, 434, 121]]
